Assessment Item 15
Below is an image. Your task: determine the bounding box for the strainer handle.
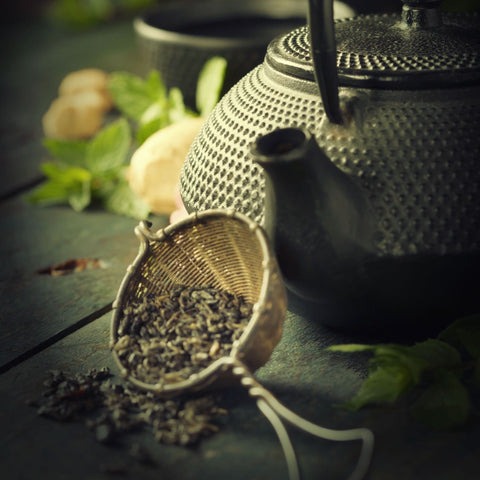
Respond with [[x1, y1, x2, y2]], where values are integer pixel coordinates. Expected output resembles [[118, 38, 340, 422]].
[[230, 360, 374, 480]]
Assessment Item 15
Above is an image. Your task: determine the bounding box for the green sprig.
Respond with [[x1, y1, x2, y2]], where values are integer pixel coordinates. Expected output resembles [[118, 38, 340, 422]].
[[28, 57, 227, 218], [328, 314, 480, 429], [108, 57, 226, 144], [28, 118, 150, 219]]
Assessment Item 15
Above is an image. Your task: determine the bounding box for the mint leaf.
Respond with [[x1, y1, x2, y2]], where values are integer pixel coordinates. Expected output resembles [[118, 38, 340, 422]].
[[136, 117, 165, 145], [68, 178, 92, 212], [42, 138, 88, 167], [137, 102, 170, 144], [136, 87, 196, 144], [196, 56, 227, 117], [340, 364, 413, 410], [108, 70, 166, 121], [327, 344, 376, 354], [411, 369, 471, 429], [27, 180, 70, 206], [328, 315, 480, 429], [100, 180, 150, 219], [85, 118, 131, 176], [329, 343, 427, 384], [46, 0, 115, 30], [27, 162, 92, 211], [168, 87, 196, 123], [373, 345, 427, 384], [41, 162, 91, 184], [140, 102, 169, 126], [439, 314, 480, 358], [144, 70, 167, 103], [473, 358, 480, 388], [410, 339, 462, 369]]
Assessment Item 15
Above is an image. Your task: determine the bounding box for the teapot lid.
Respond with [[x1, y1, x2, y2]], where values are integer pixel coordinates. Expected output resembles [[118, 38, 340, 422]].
[[268, 0, 480, 89]]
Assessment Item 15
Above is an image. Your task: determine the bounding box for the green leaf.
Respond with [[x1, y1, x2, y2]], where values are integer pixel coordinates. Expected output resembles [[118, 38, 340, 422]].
[[168, 87, 197, 123], [196, 56, 227, 117], [42, 138, 88, 167], [99, 180, 150, 219], [68, 179, 91, 212], [85, 118, 131, 175], [372, 345, 426, 385], [411, 369, 471, 429], [327, 344, 376, 354], [410, 339, 462, 369], [136, 118, 165, 145], [330, 343, 427, 384], [140, 102, 168, 126], [137, 101, 170, 144], [439, 314, 480, 358], [145, 70, 167, 102], [27, 163, 92, 211], [46, 0, 115, 29], [108, 70, 166, 121], [473, 358, 480, 388], [26, 180, 70, 206], [340, 364, 413, 410], [41, 162, 92, 184], [328, 316, 480, 429]]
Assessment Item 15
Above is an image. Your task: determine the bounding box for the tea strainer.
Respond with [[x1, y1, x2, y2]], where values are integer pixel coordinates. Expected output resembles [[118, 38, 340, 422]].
[[110, 209, 374, 480]]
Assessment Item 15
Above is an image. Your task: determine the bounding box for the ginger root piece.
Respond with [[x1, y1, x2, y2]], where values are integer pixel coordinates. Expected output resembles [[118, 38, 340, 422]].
[[127, 117, 205, 215], [42, 68, 112, 139], [42, 90, 108, 140], [58, 68, 113, 111]]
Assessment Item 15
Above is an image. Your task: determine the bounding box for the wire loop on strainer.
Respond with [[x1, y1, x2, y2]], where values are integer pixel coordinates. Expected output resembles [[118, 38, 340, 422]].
[[110, 209, 373, 480]]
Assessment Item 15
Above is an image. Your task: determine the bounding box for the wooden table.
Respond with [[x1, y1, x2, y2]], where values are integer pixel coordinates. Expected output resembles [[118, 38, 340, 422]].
[[1, 16, 478, 480]]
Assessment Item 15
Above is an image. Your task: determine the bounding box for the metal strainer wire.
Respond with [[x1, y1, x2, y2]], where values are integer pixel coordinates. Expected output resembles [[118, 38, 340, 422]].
[[110, 209, 374, 480]]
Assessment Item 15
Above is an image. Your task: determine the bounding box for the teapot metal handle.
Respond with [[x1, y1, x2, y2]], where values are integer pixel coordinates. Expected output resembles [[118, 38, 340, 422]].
[[308, 0, 343, 125]]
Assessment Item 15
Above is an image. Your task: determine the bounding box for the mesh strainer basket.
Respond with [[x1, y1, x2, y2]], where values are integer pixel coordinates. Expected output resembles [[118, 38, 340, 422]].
[[111, 208, 287, 396], [110, 209, 373, 480]]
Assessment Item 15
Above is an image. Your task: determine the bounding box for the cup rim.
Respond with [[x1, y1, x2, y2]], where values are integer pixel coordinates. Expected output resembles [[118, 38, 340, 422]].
[[134, 0, 307, 49]]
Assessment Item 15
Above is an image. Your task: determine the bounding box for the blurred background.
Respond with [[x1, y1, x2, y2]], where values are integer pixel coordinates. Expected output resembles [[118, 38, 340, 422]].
[[3, 0, 479, 27]]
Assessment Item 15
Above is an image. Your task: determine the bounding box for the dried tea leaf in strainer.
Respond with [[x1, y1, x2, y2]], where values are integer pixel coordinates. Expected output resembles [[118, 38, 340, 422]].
[[110, 209, 374, 480], [111, 209, 286, 394]]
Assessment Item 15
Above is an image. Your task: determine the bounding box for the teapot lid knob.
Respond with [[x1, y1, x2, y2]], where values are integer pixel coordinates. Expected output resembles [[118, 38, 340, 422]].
[[401, 0, 443, 29]]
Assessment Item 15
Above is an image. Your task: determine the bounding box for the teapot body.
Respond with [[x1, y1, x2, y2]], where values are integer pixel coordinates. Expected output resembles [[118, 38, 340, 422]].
[[180, 11, 480, 335], [182, 57, 480, 259]]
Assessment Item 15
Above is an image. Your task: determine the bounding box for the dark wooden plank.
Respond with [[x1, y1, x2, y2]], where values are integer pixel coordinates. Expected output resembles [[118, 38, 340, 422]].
[[0, 19, 144, 197], [1, 308, 478, 480], [0, 197, 168, 368]]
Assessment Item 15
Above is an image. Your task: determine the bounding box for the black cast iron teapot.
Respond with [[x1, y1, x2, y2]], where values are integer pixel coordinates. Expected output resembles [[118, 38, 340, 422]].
[[180, 0, 480, 336]]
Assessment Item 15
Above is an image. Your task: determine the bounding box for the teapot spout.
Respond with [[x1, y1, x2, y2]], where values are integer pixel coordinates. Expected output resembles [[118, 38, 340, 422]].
[[251, 127, 374, 300]]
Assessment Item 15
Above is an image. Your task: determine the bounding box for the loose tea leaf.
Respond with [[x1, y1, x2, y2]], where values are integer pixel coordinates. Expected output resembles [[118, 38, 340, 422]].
[[30, 367, 226, 448], [114, 285, 252, 385]]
